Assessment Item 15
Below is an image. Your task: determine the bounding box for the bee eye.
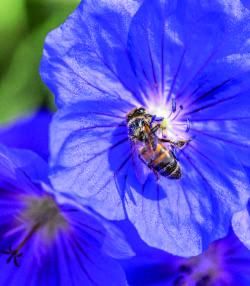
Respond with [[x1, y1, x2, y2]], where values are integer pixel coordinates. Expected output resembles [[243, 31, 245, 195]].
[[138, 108, 145, 114], [136, 120, 142, 127]]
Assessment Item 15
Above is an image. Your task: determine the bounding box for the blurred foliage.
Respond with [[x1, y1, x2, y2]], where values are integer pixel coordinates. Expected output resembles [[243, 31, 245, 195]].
[[0, 0, 79, 123]]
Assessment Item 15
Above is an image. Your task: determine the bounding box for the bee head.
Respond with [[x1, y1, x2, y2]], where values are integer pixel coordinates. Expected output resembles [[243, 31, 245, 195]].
[[126, 107, 146, 122]]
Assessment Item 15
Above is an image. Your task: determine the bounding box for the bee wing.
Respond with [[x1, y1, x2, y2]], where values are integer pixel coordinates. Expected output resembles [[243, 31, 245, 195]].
[[129, 141, 151, 185]]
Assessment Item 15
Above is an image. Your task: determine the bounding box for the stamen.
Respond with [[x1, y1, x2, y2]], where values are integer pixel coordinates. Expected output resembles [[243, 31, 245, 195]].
[[165, 95, 177, 118], [171, 105, 184, 121], [173, 275, 186, 286], [144, 96, 192, 146], [195, 275, 211, 286], [1, 223, 40, 267], [175, 240, 225, 286], [172, 95, 177, 113], [178, 264, 192, 274], [0, 196, 67, 267], [186, 118, 191, 133]]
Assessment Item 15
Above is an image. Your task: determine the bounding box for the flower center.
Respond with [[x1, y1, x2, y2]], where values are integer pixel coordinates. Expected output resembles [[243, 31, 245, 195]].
[[145, 95, 191, 141], [174, 242, 230, 286], [1, 195, 68, 266]]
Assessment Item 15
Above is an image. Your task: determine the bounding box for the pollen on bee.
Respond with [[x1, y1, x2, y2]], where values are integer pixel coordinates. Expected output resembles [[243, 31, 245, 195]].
[[160, 118, 168, 130], [145, 93, 192, 143]]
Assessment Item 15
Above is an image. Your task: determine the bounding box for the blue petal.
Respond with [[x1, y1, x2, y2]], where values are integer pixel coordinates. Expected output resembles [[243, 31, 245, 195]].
[[101, 219, 135, 259], [0, 109, 52, 161], [125, 134, 249, 255], [40, 0, 144, 108], [0, 207, 128, 286], [48, 204, 128, 286], [122, 0, 250, 255], [49, 100, 134, 220], [127, 0, 250, 102], [50, 100, 249, 255], [0, 146, 128, 286], [187, 91, 250, 168], [127, 0, 250, 165], [47, 0, 250, 256], [49, 98, 250, 255], [123, 231, 250, 286], [232, 200, 250, 250], [0, 245, 37, 285], [0, 144, 48, 185]]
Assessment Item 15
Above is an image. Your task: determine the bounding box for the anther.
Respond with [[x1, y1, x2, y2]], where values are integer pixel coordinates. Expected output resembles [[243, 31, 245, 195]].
[[172, 95, 177, 113], [186, 118, 191, 133], [171, 105, 184, 121], [1, 223, 40, 267], [178, 264, 192, 274], [173, 275, 186, 286], [195, 274, 211, 286], [1, 247, 23, 267]]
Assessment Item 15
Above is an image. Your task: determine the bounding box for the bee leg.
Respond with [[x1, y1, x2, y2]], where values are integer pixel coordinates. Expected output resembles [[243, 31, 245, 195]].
[[171, 146, 179, 161], [154, 170, 160, 181], [138, 154, 145, 165], [174, 139, 191, 149], [159, 138, 172, 144], [151, 168, 159, 181], [151, 124, 161, 134], [152, 136, 158, 151], [160, 138, 191, 149]]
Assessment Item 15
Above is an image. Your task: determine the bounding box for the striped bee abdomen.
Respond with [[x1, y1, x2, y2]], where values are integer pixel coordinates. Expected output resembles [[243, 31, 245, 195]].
[[140, 144, 181, 179], [155, 154, 181, 179]]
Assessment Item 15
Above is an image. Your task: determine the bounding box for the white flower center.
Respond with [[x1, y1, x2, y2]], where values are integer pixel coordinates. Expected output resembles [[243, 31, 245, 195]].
[[145, 95, 191, 142]]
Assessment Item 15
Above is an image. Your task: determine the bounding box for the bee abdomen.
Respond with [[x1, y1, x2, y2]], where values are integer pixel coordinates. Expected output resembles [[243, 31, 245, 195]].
[[155, 156, 181, 179], [167, 163, 181, 179]]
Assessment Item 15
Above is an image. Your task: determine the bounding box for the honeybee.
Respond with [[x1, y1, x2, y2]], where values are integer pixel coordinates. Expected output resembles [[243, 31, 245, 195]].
[[127, 107, 189, 180]]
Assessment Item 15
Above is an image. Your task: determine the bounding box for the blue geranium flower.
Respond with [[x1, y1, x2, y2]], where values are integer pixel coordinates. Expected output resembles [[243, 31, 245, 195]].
[[40, 0, 250, 256], [0, 144, 130, 286], [122, 230, 250, 286]]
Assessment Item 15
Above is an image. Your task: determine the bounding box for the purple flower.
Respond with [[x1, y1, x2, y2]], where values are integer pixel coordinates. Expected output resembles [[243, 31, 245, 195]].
[[0, 144, 130, 285], [40, 0, 250, 256], [123, 230, 250, 286]]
